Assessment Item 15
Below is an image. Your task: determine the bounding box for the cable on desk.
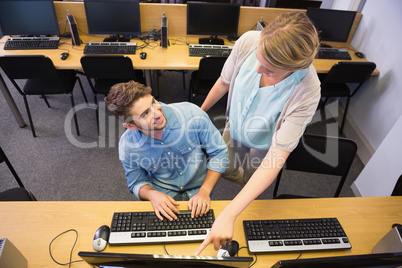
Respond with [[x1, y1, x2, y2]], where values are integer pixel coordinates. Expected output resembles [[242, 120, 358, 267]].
[[238, 246, 257, 268], [163, 242, 170, 255], [49, 229, 84, 268]]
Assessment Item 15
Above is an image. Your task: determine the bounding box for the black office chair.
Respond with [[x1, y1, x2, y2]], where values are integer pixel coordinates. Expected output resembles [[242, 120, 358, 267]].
[[0, 55, 87, 137], [189, 56, 227, 102], [273, 133, 357, 199], [391, 175, 402, 196], [80, 55, 144, 133], [0, 147, 37, 201], [318, 61, 376, 134]]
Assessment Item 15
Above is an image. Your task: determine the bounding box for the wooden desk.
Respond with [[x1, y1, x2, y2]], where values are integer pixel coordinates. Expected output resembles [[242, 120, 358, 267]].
[[0, 197, 401, 267]]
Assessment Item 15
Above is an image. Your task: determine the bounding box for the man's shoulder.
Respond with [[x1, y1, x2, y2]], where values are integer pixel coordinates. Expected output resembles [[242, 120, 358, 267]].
[[164, 102, 205, 118]]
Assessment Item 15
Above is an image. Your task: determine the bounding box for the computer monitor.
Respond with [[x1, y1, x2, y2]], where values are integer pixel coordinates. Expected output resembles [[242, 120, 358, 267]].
[[78, 251, 254, 267], [187, 2, 240, 45], [0, 0, 60, 36], [306, 8, 357, 43], [271, 252, 402, 268], [84, 0, 141, 42]]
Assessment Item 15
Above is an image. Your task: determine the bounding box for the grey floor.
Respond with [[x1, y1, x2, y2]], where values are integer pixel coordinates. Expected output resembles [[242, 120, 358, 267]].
[[0, 69, 363, 201]]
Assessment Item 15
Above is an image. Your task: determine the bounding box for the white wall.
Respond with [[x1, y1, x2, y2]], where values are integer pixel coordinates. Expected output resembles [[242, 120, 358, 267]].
[[351, 115, 402, 196], [346, 0, 402, 195], [349, 0, 402, 151]]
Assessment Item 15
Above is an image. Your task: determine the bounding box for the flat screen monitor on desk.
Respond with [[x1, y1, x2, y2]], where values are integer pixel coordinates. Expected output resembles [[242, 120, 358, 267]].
[[0, 0, 60, 36], [271, 252, 402, 268], [78, 251, 254, 267], [84, 0, 141, 42], [306, 8, 357, 44], [187, 2, 240, 45]]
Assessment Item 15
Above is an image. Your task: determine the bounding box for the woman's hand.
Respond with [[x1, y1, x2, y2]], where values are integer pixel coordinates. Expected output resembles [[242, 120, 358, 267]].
[[194, 211, 235, 255]]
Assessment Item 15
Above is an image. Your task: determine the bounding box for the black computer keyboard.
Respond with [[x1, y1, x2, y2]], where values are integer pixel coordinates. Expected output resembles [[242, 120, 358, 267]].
[[243, 217, 351, 253], [317, 48, 352, 60], [189, 44, 233, 57], [4, 37, 60, 50], [84, 42, 137, 55], [108, 210, 215, 245]]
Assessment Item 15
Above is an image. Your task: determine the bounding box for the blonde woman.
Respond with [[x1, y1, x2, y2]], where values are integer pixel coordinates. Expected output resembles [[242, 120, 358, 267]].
[[196, 12, 321, 254]]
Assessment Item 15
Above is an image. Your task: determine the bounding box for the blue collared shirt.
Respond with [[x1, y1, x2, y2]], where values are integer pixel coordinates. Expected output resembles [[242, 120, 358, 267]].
[[119, 102, 228, 199], [229, 50, 308, 150]]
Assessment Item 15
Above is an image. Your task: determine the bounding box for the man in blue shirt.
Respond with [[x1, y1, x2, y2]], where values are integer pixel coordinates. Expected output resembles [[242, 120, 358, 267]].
[[104, 81, 228, 221]]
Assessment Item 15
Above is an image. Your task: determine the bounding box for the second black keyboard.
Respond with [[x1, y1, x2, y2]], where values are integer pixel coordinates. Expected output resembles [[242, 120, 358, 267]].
[[84, 42, 137, 55], [189, 44, 233, 57], [317, 48, 352, 60], [244, 217, 351, 253], [109, 210, 215, 245]]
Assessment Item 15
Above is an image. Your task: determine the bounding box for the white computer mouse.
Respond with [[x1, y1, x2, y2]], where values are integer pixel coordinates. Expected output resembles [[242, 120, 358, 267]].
[[92, 225, 110, 252]]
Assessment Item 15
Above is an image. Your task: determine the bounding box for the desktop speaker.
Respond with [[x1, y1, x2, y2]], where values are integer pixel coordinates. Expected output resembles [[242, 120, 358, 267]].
[[256, 17, 266, 31], [0, 238, 28, 268], [67, 14, 81, 46], [372, 225, 402, 254], [161, 12, 169, 48]]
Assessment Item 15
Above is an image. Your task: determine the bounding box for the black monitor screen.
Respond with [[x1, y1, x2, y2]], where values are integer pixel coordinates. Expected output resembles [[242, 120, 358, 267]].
[[78, 251, 254, 268], [187, 2, 240, 38], [306, 8, 357, 42], [84, 0, 141, 37], [271, 252, 402, 268], [0, 0, 60, 36]]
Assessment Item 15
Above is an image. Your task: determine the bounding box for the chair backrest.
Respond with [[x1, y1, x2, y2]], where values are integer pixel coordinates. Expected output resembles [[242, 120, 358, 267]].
[[273, 133, 357, 197], [0, 55, 59, 80], [391, 175, 402, 196], [80, 55, 137, 80], [0, 55, 67, 94], [196, 56, 227, 82], [322, 61, 376, 85]]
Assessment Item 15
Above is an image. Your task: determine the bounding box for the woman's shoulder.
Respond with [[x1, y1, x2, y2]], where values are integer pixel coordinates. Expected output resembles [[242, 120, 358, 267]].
[[235, 31, 260, 47]]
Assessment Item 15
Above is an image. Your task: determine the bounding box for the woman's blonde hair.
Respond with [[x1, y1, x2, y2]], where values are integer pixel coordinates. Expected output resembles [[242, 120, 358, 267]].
[[258, 12, 319, 71]]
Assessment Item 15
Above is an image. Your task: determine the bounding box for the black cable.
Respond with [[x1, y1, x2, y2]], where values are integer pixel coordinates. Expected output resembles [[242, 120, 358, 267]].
[[163, 242, 170, 255], [296, 252, 303, 259], [238, 246, 257, 268], [249, 253, 257, 268], [49, 229, 83, 267]]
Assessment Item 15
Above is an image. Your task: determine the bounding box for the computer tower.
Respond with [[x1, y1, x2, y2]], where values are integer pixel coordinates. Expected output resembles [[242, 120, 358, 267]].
[[161, 13, 168, 48], [0, 238, 28, 268], [372, 225, 402, 254], [67, 14, 81, 46]]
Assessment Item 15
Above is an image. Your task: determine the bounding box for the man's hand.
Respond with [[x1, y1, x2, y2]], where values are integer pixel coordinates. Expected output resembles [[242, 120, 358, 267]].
[[188, 188, 210, 218], [195, 212, 235, 255], [148, 190, 180, 221]]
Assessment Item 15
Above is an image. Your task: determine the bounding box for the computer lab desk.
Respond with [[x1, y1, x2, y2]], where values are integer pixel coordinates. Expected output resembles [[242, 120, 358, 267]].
[[0, 34, 380, 128], [0, 196, 400, 268]]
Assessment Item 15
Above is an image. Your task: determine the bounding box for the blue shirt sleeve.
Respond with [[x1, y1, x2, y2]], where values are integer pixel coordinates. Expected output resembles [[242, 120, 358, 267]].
[[119, 132, 151, 200]]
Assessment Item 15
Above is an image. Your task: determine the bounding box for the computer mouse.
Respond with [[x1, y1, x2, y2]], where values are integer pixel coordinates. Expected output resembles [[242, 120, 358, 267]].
[[140, 52, 147, 60], [93, 225, 110, 252], [60, 52, 69, 60], [355, 51, 365, 58], [217, 240, 239, 257]]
